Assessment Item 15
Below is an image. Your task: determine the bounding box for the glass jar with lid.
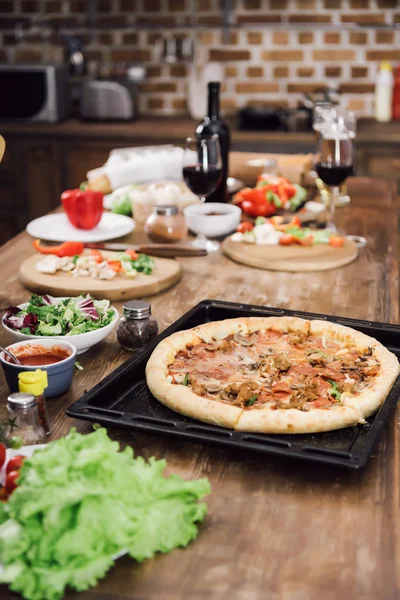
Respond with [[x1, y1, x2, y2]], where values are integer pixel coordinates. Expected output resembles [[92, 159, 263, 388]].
[[116, 300, 159, 351], [7, 392, 47, 445], [144, 205, 187, 243]]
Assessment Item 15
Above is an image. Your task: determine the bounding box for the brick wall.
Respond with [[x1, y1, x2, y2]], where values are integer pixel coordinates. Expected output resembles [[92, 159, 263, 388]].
[[1, 0, 399, 117]]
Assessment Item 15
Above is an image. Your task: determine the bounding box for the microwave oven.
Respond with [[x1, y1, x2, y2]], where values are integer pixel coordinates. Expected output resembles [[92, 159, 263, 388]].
[[0, 64, 69, 122]]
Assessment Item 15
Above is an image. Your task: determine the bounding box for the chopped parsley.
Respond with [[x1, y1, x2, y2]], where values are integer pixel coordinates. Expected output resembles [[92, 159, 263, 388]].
[[245, 395, 258, 407], [327, 379, 341, 401], [182, 373, 189, 386]]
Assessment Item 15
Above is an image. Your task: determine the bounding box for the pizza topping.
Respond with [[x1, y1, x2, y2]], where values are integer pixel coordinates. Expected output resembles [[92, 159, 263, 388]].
[[287, 331, 307, 346], [168, 327, 382, 412], [233, 332, 255, 347]]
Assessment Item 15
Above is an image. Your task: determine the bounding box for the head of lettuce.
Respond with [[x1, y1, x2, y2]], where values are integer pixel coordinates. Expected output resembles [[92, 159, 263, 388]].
[[0, 428, 210, 600]]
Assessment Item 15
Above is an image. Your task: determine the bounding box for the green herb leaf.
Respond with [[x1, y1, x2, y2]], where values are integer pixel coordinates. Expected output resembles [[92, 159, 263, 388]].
[[255, 216, 266, 226], [327, 379, 341, 401], [245, 395, 258, 407], [182, 373, 189, 386], [72, 255, 80, 265]]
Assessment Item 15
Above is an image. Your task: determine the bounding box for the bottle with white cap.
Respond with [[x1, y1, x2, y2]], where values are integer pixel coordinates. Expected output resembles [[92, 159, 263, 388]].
[[375, 61, 394, 122]]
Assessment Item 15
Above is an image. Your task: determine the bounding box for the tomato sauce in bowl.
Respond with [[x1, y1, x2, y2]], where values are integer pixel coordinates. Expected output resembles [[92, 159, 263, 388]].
[[5, 344, 71, 366]]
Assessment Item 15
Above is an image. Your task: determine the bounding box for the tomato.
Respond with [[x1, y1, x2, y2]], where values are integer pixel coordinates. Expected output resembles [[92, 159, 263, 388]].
[[242, 199, 276, 218], [6, 455, 25, 475], [287, 216, 301, 228], [124, 248, 139, 261], [329, 235, 345, 247], [279, 234, 296, 245], [233, 188, 254, 206], [5, 470, 19, 495], [283, 182, 297, 199], [236, 221, 254, 233], [278, 183, 288, 204], [107, 260, 122, 272], [0, 443, 6, 469], [90, 249, 104, 263], [297, 235, 314, 246]]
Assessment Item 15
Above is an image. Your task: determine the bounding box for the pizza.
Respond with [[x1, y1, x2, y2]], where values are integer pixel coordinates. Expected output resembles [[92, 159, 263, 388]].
[[145, 317, 400, 434]]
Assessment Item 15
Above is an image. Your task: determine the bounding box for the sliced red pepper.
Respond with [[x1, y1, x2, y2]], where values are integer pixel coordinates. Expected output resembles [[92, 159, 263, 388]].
[[328, 236, 345, 247], [297, 234, 314, 246], [279, 234, 296, 245], [33, 239, 84, 257], [124, 248, 139, 261], [107, 260, 122, 272], [61, 189, 104, 230], [90, 249, 104, 263], [236, 222, 254, 233], [242, 199, 276, 218]]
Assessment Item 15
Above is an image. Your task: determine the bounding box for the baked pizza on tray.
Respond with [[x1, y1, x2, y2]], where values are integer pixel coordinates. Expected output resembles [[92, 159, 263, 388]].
[[145, 317, 400, 434]]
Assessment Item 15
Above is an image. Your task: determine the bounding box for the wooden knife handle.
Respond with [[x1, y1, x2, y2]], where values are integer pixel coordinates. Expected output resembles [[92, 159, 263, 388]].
[[137, 245, 207, 257]]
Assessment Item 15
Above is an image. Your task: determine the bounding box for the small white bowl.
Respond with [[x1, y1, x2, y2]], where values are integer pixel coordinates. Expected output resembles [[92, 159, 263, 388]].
[[2, 300, 119, 355], [184, 203, 242, 238]]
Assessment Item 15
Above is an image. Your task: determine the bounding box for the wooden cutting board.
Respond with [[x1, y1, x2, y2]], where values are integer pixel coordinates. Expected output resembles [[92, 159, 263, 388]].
[[222, 236, 358, 272], [19, 253, 182, 301]]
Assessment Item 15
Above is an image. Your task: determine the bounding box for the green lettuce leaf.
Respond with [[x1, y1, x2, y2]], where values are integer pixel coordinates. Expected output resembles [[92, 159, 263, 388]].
[[0, 428, 210, 600]]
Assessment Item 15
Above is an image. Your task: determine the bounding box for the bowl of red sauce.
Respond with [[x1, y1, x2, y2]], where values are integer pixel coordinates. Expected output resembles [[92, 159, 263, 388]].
[[0, 340, 77, 397]]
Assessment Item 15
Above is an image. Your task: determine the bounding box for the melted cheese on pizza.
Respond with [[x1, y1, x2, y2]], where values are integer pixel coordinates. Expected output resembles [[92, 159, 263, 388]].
[[168, 329, 380, 411]]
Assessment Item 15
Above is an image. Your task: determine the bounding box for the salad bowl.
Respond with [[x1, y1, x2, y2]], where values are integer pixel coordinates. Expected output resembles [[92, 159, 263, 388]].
[[2, 296, 119, 354]]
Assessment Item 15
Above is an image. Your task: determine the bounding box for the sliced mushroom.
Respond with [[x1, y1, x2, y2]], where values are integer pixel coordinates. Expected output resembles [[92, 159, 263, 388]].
[[233, 332, 254, 347], [202, 378, 222, 393]]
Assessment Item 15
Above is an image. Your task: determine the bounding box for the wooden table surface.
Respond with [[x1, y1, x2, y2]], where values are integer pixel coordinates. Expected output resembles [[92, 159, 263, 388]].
[[0, 177, 399, 600]]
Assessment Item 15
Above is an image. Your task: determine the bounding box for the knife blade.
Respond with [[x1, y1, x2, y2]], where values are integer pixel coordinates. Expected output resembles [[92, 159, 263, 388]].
[[84, 243, 208, 258]]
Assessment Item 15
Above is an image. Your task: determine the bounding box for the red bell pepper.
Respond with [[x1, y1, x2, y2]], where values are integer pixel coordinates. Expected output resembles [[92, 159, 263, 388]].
[[61, 189, 104, 230], [33, 239, 84, 257]]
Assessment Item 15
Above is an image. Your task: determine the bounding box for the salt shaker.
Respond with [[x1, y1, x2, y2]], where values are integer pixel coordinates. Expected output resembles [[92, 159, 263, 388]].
[[7, 393, 47, 445], [116, 300, 159, 351]]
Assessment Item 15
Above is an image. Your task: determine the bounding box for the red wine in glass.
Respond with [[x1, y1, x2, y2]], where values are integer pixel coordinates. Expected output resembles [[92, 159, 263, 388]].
[[315, 162, 353, 187], [182, 164, 222, 197]]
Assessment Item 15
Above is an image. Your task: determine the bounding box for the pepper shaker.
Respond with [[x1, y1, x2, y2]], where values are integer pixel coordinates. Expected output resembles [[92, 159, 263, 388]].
[[116, 300, 159, 351], [7, 393, 47, 446]]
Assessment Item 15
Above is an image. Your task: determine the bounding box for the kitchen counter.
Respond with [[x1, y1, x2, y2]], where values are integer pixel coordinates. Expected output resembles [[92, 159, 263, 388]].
[[1, 116, 400, 143], [0, 176, 399, 600]]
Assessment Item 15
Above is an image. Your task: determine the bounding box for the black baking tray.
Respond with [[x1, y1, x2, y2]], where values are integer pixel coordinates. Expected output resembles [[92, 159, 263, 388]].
[[67, 300, 400, 470]]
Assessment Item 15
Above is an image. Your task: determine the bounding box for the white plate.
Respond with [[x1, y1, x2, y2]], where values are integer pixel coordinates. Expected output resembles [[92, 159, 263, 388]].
[[26, 213, 135, 243]]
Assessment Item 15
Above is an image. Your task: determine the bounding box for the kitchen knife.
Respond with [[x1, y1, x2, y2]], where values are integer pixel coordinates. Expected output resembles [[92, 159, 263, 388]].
[[84, 243, 208, 257]]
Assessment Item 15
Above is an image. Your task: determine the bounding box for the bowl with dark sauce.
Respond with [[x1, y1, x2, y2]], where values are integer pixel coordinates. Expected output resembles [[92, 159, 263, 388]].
[[0, 340, 77, 397]]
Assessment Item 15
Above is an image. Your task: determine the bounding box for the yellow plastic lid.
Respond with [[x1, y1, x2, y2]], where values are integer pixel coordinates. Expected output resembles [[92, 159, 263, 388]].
[[380, 61, 392, 71], [18, 369, 48, 396]]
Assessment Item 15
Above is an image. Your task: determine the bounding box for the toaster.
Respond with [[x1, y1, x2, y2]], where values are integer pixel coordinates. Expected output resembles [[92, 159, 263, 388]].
[[80, 80, 135, 121]]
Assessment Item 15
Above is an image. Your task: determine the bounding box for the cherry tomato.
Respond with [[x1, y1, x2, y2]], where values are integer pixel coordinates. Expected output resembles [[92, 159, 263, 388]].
[[279, 234, 296, 245], [0, 443, 6, 469], [6, 455, 25, 475], [90, 249, 104, 263], [5, 470, 19, 495], [297, 235, 314, 246], [236, 222, 254, 233], [329, 235, 345, 247], [124, 248, 139, 261]]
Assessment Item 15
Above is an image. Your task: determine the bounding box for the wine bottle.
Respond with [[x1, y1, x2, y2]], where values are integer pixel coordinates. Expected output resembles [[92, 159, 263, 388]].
[[195, 81, 231, 203]]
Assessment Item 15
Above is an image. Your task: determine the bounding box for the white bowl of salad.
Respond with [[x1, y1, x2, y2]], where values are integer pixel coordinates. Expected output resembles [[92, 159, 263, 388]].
[[2, 294, 119, 354]]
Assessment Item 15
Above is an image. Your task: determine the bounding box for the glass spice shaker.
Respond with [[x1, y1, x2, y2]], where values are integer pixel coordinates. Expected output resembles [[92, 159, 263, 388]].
[[6, 393, 47, 446], [116, 300, 159, 351], [144, 205, 187, 243], [18, 370, 51, 436]]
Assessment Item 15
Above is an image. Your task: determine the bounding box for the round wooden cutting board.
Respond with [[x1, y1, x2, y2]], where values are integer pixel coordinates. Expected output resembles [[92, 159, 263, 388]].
[[222, 237, 359, 272], [19, 254, 182, 301]]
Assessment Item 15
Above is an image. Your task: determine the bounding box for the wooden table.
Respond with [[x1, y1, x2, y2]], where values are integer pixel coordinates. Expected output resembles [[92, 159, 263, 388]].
[[0, 178, 399, 600]]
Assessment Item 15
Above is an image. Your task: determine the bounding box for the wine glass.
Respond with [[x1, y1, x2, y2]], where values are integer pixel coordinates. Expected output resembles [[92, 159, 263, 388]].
[[314, 120, 367, 247], [182, 134, 222, 252]]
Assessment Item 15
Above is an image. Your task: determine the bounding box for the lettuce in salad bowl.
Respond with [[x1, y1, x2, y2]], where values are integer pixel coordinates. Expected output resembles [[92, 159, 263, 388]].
[[2, 294, 118, 354]]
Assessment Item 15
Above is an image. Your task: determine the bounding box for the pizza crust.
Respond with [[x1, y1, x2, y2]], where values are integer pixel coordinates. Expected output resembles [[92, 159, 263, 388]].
[[145, 316, 400, 434]]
